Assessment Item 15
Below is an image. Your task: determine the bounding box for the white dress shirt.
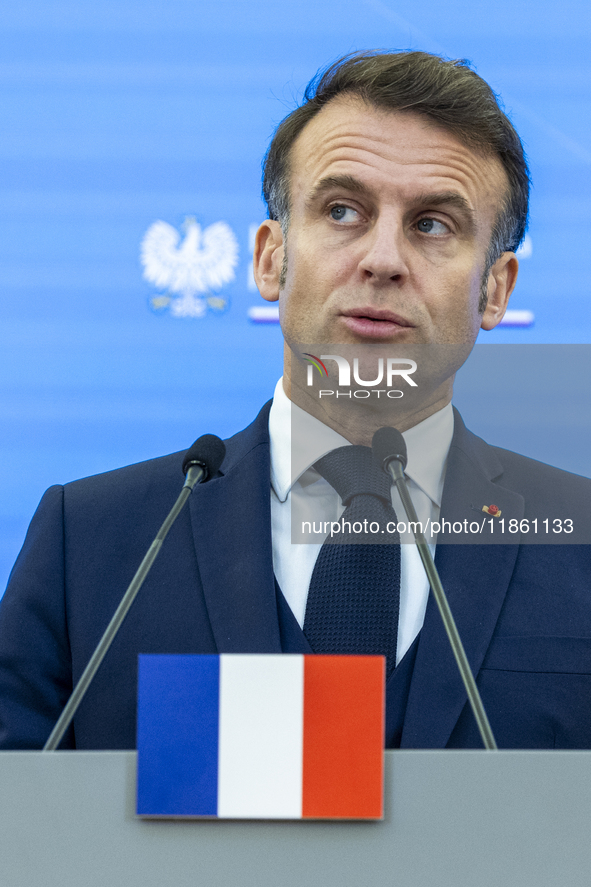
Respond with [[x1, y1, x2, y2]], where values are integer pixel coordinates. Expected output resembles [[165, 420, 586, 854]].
[[268, 379, 454, 664]]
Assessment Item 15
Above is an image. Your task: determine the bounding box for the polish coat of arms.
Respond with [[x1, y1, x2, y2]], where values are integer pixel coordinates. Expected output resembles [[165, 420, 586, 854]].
[[141, 216, 239, 318]]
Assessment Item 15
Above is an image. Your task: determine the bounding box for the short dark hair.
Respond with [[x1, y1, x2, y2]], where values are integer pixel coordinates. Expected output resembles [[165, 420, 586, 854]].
[[263, 51, 529, 263]]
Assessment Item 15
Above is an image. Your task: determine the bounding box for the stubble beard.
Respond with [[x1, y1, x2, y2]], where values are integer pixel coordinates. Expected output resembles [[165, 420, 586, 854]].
[[279, 243, 289, 289], [278, 251, 490, 337]]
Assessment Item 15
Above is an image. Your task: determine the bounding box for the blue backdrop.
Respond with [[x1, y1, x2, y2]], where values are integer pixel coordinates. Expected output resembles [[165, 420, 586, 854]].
[[1, 0, 590, 592]]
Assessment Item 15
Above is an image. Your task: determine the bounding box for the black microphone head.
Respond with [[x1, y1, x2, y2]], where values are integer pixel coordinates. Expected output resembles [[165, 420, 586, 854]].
[[182, 434, 226, 480], [372, 426, 407, 471]]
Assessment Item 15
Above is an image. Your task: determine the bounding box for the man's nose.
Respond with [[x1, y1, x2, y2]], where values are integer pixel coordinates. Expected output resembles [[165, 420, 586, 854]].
[[357, 216, 409, 284]]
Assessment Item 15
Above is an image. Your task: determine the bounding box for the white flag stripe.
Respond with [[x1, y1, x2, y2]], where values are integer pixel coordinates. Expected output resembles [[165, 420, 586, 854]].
[[217, 654, 304, 819]]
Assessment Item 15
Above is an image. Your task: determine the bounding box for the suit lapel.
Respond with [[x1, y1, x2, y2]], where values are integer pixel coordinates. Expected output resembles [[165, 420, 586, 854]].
[[401, 411, 524, 748], [188, 402, 282, 654]]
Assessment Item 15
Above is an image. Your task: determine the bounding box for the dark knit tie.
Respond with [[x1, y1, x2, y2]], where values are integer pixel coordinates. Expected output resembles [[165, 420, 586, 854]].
[[303, 445, 401, 677]]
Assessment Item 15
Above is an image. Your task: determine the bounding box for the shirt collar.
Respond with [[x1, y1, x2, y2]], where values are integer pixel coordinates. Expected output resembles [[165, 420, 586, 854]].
[[268, 377, 454, 507]]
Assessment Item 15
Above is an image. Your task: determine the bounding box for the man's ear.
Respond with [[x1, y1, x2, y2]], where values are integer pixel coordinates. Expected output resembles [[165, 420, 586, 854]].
[[480, 252, 519, 330], [253, 220, 284, 302]]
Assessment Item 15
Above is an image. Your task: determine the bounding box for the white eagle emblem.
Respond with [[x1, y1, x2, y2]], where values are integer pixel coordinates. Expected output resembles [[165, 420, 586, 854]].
[[140, 216, 239, 317]]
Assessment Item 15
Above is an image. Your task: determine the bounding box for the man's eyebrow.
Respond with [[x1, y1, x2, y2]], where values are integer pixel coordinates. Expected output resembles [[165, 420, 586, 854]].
[[306, 175, 371, 205], [412, 191, 477, 233], [306, 180, 478, 233]]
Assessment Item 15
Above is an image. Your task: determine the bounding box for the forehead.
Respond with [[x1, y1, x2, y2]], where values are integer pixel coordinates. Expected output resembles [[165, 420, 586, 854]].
[[289, 96, 507, 223]]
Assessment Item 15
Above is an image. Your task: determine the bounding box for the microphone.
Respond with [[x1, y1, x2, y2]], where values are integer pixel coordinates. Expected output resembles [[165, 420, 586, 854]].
[[372, 425, 408, 472], [372, 427, 497, 751], [182, 434, 226, 483], [43, 434, 226, 751]]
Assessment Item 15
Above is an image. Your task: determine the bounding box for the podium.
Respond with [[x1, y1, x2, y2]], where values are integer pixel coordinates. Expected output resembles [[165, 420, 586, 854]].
[[1, 750, 590, 886]]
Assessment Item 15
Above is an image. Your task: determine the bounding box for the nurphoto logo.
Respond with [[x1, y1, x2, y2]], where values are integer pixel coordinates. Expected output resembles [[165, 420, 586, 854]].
[[304, 353, 418, 399]]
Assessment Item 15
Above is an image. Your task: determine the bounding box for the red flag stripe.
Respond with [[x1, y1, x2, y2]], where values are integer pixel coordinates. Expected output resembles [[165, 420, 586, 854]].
[[302, 655, 384, 819]]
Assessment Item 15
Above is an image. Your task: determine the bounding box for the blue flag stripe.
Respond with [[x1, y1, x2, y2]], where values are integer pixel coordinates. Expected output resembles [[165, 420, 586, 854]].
[[137, 654, 220, 816]]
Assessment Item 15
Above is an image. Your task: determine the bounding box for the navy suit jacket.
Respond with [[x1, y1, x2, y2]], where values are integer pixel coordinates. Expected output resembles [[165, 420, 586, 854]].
[[1, 402, 591, 750]]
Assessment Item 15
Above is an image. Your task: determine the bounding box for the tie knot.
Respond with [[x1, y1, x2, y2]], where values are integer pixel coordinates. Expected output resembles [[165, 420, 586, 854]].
[[314, 445, 392, 506]]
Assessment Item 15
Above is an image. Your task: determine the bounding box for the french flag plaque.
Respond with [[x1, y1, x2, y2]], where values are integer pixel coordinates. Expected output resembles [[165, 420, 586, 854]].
[[136, 653, 384, 819]]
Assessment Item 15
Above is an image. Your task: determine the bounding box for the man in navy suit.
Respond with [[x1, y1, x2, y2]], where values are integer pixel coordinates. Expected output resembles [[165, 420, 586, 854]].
[[1, 51, 591, 750]]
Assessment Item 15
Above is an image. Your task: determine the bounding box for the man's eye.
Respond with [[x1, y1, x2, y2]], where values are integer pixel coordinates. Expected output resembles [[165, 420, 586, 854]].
[[417, 218, 449, 235], [330, 205, 357, 222]]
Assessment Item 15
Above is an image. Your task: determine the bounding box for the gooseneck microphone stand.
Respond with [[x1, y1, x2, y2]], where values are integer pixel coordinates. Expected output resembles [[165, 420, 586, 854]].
[[43, 434, 226, 752], [372, 426, 497, 751]]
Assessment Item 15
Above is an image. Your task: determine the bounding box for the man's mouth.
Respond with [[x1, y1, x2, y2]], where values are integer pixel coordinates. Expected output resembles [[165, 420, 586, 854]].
[[340, 308, 414, 338]]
